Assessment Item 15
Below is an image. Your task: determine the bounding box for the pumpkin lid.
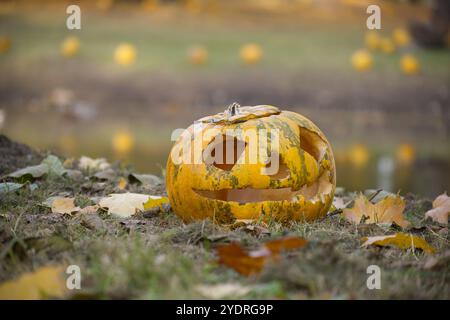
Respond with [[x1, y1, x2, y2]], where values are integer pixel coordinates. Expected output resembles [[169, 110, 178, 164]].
[[198, 103, 281, 124]]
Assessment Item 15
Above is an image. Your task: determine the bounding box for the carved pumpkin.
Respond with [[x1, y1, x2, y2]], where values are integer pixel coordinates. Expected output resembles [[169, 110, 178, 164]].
[[166, 104, 336, 223]]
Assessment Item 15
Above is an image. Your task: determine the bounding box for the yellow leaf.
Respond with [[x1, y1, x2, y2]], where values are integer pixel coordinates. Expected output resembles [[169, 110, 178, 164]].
[[51, 197, 80, 215], [111, 130, 134, 155], [143, 196, 169, 211], [61, 36, 80, 57], [425, 192, 450, 225], [0, 266, 67, 299], [361, 233, 435, 254], [392, 27, 411, 47], [351, 50, 373, 72], [240, 43, 263, 65], [188, 45, 208, 65], [343, 194, 410, 228], [117, 177, 128, 190], [114, 43, 137, 66], [400, 54, 420, 75]]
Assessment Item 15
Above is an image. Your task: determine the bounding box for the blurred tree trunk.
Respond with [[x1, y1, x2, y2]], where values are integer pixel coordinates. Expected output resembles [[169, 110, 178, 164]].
[[410, 0, 450, 48]]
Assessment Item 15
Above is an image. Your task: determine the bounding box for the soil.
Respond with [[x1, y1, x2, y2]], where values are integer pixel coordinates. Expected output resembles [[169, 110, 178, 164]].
[[0, 134, 43, 175]]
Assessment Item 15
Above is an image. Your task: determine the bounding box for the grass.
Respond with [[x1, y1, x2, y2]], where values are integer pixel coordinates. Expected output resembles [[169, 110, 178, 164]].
[[0, 157, 449, 299]]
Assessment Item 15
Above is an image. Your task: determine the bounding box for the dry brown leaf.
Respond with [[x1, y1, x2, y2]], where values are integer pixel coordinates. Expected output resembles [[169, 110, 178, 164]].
[[361, 233, 435, 254], [51, 197, 80, 215], [217, 243, 266, 276], [0, 266, 67, 299], [425, 192, 450, 225], [343, 194, 409, 228], [217, 236, 308, 276]]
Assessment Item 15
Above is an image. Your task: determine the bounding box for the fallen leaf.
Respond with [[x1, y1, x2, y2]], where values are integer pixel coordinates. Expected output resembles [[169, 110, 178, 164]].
[[78, 205, 99, 214], [80, 212, 105, 230], [78, 156, 110, 171], [65, 169, 83, 180], [117, 177, 127, 190], [263, 237, 308, 255], [217, 243, 266, 276], [361, 233, 435, 254], [241, 224, 270, 237], [425, 192, 450, 225], [0, 182, 23, 194], [195, 283, 252, 299], [343, 194, 409, 228], [41, 155, 66, 176], [217, 236, 308, 276], [93, 168, 116, 180], [0, 265, 67, 299], [143, 196, 169, 211], [8, 163, 49, 180], [99, 192, 152, 218], [332, 196, 347, 210], [51, 197, 80, 215], [363, 189, 396, 203], [7, 155, 66, 181], [128, 173, 162, 187]]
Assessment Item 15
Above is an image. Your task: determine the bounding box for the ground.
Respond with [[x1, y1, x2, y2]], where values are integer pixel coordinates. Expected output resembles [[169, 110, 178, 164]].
[[0, 136, 448, 299]]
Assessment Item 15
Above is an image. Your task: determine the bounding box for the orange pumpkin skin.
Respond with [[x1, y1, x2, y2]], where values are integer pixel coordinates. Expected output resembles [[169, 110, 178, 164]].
[[166, 105, 336, 224]]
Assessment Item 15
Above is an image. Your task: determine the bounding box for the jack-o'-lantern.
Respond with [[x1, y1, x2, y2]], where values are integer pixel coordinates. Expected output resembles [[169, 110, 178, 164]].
[[166, 103, 336, 223]]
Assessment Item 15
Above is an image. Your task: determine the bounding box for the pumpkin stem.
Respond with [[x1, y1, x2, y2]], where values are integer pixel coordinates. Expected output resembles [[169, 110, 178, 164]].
[[227, 102, 240, 117]]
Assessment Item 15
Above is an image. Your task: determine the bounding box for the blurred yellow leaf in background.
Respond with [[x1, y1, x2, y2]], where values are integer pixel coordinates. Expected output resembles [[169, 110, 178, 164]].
[[400, 54, 420, 75], [392, 27, 411, 47], [348, 144, 370, 167], [114, 43, 137, 66], [380, 37, 396, 54], [61, 36, 80, 57], [240, 43, 263, 65], [0, 36, 11, 54], [188, 45, 208, 65], [351, 49, 373, 71], [396, 143, 416, 166], [112, 130, 134, 155], [365, 31, 381, 51]]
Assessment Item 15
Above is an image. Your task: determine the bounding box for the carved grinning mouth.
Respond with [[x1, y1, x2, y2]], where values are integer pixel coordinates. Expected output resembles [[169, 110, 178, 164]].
[[193, 171, 332, 204]]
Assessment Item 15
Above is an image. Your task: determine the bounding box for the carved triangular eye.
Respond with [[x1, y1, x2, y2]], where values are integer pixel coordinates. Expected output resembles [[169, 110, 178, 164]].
[[203, 135, 246, 171], [299, 126, 328, 163]]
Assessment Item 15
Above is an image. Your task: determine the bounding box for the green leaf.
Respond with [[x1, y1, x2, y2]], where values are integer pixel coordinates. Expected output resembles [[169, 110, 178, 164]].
[[8, 164, 49, 181], [7, 155, 66, 181], [42, 155, 66, 176]]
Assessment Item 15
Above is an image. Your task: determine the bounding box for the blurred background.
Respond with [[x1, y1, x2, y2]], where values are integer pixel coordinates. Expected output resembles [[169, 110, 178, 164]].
[[0, 0, 448, 197]]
